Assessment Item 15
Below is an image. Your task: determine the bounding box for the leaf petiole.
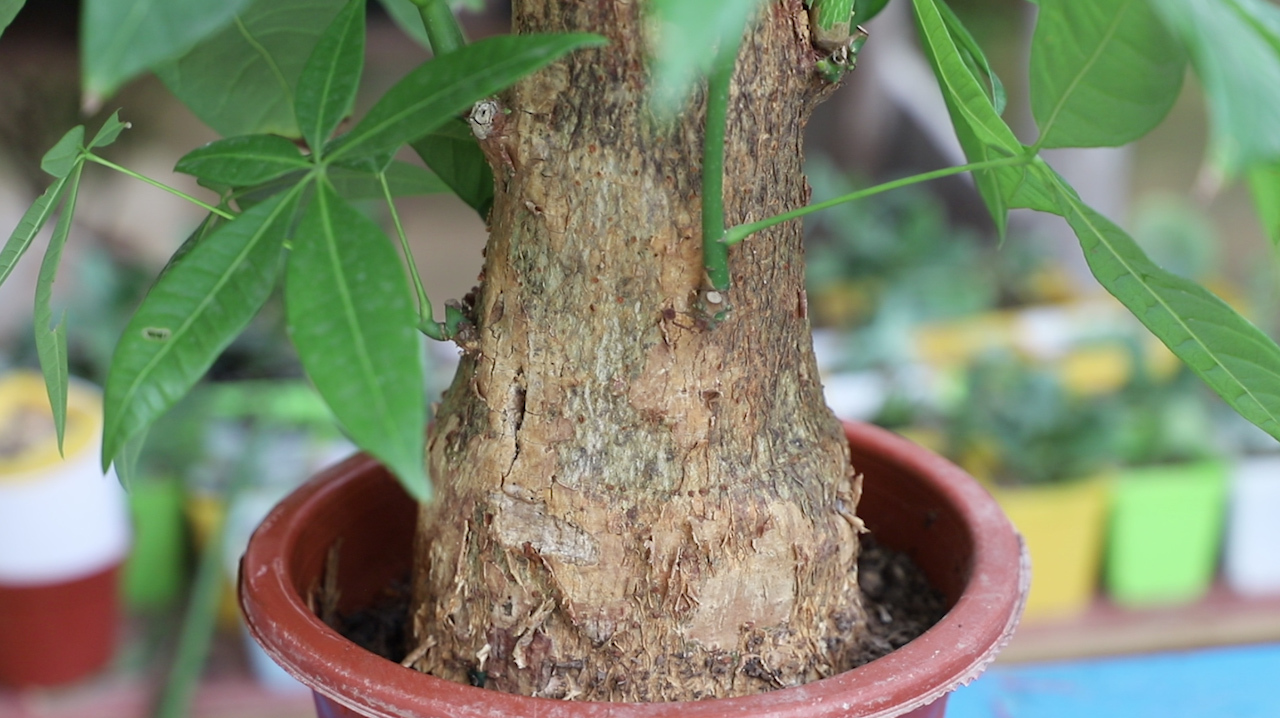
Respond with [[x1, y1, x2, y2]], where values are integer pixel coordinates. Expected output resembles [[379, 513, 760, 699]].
[[723, 154, 1033, 246], [377, 170, 446, 340], [83, 152, 236, 220]]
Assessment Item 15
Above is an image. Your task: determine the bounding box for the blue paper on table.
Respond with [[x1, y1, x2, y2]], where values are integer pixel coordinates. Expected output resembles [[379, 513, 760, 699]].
[[947, 643, 1280, 718]]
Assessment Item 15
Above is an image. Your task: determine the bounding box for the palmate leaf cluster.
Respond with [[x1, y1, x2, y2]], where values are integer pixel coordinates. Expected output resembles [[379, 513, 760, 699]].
[[0, 0, 603, 498], [1, 0, 1280, 499]]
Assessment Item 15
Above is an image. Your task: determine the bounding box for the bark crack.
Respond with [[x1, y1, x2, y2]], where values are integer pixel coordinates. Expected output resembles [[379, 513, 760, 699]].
[[503, 371, 528, 479]]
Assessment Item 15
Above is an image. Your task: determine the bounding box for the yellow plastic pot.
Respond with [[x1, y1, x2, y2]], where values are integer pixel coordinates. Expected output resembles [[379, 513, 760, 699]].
[[993, 476, 1110, 620]]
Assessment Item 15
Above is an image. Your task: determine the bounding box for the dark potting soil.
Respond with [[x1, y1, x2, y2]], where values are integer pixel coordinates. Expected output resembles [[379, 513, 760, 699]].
[[853, 534, 948, 662], [327, 533, 947, 678], [332, 576, 413, 663]]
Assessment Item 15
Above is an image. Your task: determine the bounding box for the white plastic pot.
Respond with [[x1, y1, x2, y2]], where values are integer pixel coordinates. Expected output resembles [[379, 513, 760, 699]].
[[1225, 455, 1280, 597]]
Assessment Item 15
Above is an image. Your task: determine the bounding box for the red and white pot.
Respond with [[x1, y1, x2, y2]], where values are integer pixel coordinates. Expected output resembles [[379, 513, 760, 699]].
[[0, 371, 131, 687]]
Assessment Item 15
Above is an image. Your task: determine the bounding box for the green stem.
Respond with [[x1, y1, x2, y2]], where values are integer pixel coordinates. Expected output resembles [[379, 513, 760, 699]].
[[723, 154, 1032, 246], [701, 34, 742, 294], [151, 430, 258, 718], [378, 172, 446, 340], [84, 153, 235, 220], [410, 0, 467, 56]]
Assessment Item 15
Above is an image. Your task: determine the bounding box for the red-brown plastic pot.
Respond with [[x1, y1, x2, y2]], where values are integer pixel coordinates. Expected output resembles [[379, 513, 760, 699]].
[[241, 421, 1028, 718], [0, 565, 121, 687]]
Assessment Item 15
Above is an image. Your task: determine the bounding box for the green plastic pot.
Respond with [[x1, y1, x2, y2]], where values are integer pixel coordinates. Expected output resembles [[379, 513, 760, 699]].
[[122, 476, 188, 611], [1105, 460, 1227, 607]]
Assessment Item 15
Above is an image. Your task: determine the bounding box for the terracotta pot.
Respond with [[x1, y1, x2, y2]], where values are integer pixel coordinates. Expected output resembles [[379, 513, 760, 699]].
[[241, 421, 1028, 718]]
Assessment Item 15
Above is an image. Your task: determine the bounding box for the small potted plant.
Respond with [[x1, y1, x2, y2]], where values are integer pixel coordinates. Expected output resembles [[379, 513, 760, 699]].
[[945, 351, 1119, 620], [1106, 361, 1228, 607], [4, 0, 1280, 715], [1220, 411, 1280, 597]]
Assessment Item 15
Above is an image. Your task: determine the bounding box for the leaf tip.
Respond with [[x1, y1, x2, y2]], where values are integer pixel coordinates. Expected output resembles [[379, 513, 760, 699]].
[[399, 465, 433, 503]]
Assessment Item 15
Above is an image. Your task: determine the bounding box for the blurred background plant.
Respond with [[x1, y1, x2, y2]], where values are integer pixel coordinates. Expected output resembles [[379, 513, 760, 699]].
[[804, 154, 1066, 372], [946, 350, 1122, 487]]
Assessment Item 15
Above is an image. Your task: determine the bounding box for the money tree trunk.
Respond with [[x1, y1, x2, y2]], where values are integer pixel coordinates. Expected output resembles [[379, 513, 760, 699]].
[[410, 0, 868, 702]]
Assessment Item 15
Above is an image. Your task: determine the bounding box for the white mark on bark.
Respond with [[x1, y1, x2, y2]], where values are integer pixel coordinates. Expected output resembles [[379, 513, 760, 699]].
[[837, 471, 867, 534], [491, 492, 600, 565], [469, 99, 500, 140], [400, 636, 436, 667]]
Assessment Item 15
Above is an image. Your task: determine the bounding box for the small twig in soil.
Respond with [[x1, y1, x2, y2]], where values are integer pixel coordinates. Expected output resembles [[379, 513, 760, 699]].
[[318, 539, 343, 628]]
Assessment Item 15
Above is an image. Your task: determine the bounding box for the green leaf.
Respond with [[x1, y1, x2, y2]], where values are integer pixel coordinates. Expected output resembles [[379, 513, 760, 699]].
[[112, 428, 148, 489], [1031, 0, 1186, 149], [1005, 156, 1061, 213], [236, 160, 445, 206], [649, 0, 765, 111], [285, 179, 428, 499], [81, 0, 252, 102], [1148, 0, 1280, 172], [88, 110, 131, 150], [0, 175, 70, 289], [1231, 0, 1280, 56], [948, 118, 1009, 234], [1250, 162, 1280, 247], [0, 0, 23, 40], [36, 317, 69, 450], [154, 213, 225, 285], [330, 32, 607, 163], [935, 0, 1006, 115], [34, 165, 84, 453], [295, 0, 366, 155], [41, 126, 84, 179], [102, 191, 299, 468], [911, 0, 1025, 234], [377, 0, 431, 48], [223, 170, 313, 210], [155, 0, 348, 139], [175, 134, 311, 186], [409, 119, 494, 217], [327, 160, 448, 200], [855, 0, 891, 23], [1053, 175, 1280, 442], [331, 151, 395, 175], [911, 0, 1019, 151]]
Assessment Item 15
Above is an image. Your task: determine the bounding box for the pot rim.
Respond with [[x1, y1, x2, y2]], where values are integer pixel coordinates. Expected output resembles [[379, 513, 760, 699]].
[[241, 421, 1028, 718]]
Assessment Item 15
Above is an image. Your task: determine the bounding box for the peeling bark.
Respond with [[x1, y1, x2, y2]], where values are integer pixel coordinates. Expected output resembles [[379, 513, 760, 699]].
[[410, 0, 868, 701]]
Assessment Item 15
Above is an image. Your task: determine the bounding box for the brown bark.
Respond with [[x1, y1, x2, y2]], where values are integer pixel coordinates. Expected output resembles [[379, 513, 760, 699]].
[[409, 0, 867, 701]]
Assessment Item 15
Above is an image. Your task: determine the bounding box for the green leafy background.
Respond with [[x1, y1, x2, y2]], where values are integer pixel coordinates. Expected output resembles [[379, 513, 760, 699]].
[[154, 0, 347, 138]]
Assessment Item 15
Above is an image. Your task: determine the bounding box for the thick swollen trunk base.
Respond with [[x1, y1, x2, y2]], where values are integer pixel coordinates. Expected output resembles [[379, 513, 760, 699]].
[[410, 0, 868, 701]]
